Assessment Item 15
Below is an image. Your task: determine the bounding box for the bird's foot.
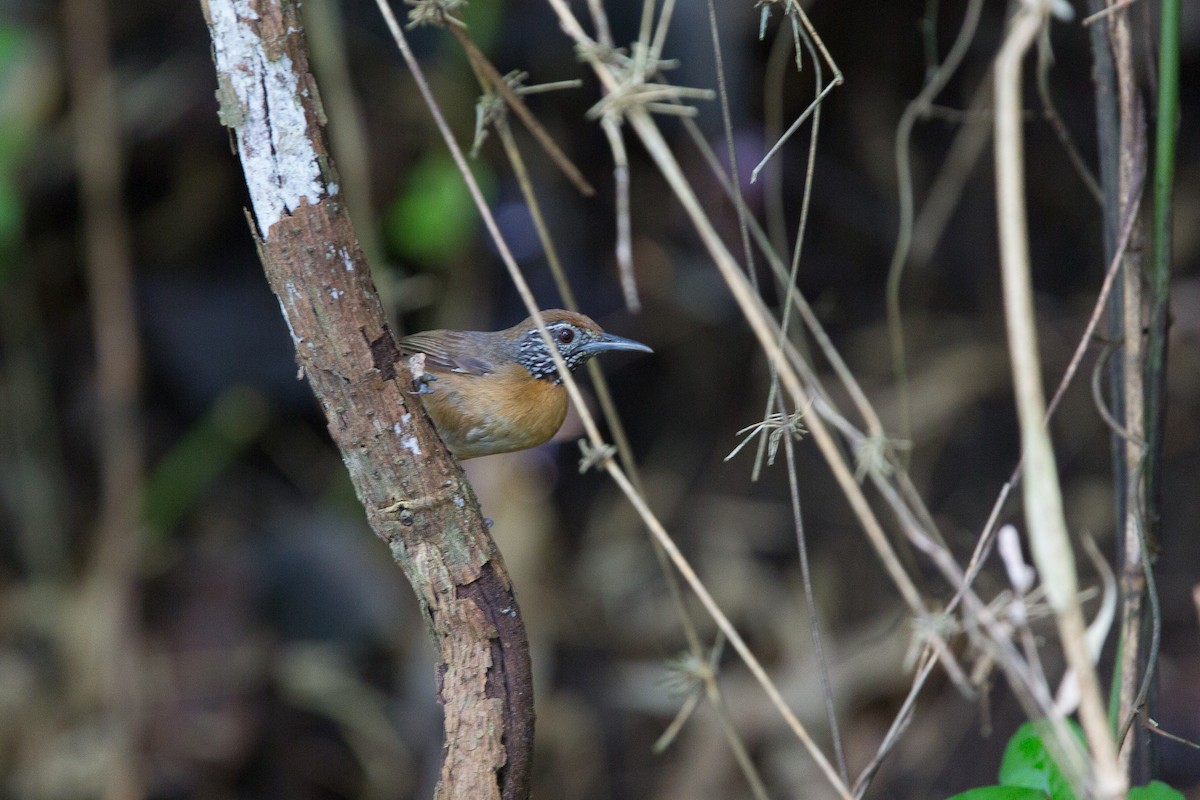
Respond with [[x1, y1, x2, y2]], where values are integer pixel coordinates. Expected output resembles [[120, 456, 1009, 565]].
[[412, 372, 438, 395]]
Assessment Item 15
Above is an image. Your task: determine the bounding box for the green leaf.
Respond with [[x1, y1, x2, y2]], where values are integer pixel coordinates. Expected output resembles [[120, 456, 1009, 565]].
[[1129, 781, 1186, 800], [385, 156, 487, 264], [0, 176, 22, 264], [998, 721, 1085, 800], [947, 787, 1049, 800]]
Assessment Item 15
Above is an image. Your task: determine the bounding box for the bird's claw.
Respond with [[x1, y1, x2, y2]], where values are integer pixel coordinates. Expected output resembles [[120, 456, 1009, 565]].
[[406, 353, 437, 395], [412, 372, 438, 395]]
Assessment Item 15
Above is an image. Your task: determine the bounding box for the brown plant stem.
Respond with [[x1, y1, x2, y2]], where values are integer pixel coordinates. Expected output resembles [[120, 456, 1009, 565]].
[[1107, 2, 1150, 774], [445, 23, 595, 198]]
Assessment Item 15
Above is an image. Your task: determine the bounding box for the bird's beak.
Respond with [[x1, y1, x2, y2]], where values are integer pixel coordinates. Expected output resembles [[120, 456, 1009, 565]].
[[579, 332, 653, 355]]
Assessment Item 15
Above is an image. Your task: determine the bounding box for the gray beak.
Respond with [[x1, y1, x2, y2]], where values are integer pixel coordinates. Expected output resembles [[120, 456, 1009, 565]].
[[579, 332, 653, 356]]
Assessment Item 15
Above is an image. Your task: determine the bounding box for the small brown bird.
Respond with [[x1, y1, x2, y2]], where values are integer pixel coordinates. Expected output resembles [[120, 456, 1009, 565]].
[[398, 310, 652, 459]]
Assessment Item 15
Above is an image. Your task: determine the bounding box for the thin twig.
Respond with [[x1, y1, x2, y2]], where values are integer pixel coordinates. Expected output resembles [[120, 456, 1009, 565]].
[[1050, 186, 1142, 418], [909, 78, 993, 269], [699, 636, 773, 800], [653, 689, 702, 754], [705, 0, 757, 287], [1092, 341, 1139, 445], [885, 0, 984, 455], [681, 98, 969, 657], [783, 427, 849, 783], [762, 18, 794, 258], [851, 653, 938, 798], [1145, 719, 1200, 751], [648, 0, 677, 70], [1035, 27, 1104, 204], [444, 22, 596, 197], [599, 114, 639, 311], [752, 18, 823, 481], [604, 464, 852, 799], [678, 116, 891, 454], [750, 0, 842, 183], [1082, 0, 1142, 26], [750, 79, 838, 184], [585, 0, 613, 48]]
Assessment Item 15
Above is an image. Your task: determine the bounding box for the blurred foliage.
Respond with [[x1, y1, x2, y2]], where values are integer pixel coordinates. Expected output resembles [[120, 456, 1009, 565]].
[[385, 154, 489, 264], [0, 24, 34, 268], [142, 386, 269, 540], [457, 0, 502, 53]]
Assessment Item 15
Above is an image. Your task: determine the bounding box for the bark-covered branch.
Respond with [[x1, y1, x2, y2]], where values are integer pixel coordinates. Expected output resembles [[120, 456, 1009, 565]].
[[200, 1, 534, 797]]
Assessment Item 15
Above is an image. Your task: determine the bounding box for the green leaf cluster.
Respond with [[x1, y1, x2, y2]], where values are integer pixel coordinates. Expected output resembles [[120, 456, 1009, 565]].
[[947, 722, 1184, 800]]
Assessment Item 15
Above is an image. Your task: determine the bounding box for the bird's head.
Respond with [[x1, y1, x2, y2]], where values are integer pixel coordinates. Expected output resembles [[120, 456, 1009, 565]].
[[510, 310, 652, 382]]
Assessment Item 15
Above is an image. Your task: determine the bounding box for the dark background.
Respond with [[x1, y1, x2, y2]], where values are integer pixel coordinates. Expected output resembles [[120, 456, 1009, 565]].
[[1, 0, 1198, 797]]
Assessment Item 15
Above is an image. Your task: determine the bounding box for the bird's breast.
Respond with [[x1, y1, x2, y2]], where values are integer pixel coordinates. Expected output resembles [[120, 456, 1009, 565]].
[[417, 362, 569, 459]]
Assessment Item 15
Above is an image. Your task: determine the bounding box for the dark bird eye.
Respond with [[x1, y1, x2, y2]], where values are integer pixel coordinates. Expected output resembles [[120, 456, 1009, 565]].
[[557, 328, 575, 344]]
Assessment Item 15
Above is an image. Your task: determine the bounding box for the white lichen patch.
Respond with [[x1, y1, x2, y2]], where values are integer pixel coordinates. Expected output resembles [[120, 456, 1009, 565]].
[[401, 436, 422, 457], [208, 0, 325, 235], [341, 247, 355, 272]]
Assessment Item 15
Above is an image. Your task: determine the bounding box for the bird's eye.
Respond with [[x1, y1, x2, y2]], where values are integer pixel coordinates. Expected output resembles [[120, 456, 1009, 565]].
[[557, 328, 575, 344]]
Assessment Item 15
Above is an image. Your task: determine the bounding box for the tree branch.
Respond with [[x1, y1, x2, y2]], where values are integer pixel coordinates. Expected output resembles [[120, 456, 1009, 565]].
[[200, 1, 534, 797]]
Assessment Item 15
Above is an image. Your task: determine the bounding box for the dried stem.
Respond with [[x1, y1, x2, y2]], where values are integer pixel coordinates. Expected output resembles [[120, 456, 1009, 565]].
[[446, 22, 595, 197], [1107, 0, 1150, 771], [993, 3, 1124, 795], [886, 0, 984, 451]]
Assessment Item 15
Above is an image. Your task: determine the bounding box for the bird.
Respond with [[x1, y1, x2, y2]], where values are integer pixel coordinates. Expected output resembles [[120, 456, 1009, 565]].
[[397, 310, 652, 459]]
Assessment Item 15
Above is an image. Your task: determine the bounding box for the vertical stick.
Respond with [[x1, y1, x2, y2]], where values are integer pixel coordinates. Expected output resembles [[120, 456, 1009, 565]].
[[993, 4, 1125, 797]]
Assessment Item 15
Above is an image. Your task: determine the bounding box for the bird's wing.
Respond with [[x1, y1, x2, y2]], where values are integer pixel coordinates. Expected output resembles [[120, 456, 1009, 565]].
[[397, 330, 496, 376]]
